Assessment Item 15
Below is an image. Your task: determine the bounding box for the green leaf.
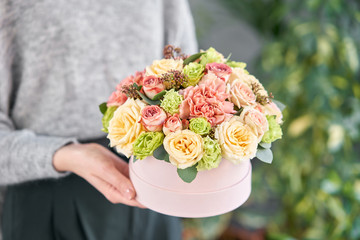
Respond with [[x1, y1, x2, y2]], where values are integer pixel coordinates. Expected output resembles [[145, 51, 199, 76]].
[[152, 90, 166, 101], [177, 165, 198, 183], [272, 99, 286, 111], [256, 148, 273, 164], [133, 155, 139, 163], [153, 144, 169, 161], [225, 53, 232, 62], [137, 91, 161, 105], [133, 83, 142, 91], [259, 142, 272, 149], [99, 102, 108, 115], [183, 52, 206, 65]]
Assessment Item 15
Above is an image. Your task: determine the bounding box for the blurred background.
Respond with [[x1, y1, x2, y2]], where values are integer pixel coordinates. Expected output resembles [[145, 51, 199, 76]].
[[183, 0, 360, 239]]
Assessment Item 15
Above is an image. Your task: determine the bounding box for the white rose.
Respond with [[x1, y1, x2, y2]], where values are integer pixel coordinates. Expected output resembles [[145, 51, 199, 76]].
[[107, 98, 146, 157], [146, 59, 183, 77], [239, 107, 269, 142], [163, 130, 203, 169], [215, 116, 258, 163]]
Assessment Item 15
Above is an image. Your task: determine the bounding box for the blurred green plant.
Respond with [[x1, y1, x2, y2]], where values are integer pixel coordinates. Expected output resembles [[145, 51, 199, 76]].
[[222, 0, 360, 239]]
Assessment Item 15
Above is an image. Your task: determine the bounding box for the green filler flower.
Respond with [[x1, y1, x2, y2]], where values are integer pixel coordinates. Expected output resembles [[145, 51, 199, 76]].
[[197, 136, 222, 171], [189, 117, 211, 135], [160, 89, 183, 114], [133, 132, 164, 160], [262, 115, 283, 143], [182, 62, 205, 87]]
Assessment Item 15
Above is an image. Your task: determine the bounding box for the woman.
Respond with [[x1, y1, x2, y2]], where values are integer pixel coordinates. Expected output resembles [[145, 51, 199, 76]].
[[0, 0, 197, 239]]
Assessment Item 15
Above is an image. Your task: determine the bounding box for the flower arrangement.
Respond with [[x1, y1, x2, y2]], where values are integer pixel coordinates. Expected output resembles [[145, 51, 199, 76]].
[[100, 45, 284, 183]]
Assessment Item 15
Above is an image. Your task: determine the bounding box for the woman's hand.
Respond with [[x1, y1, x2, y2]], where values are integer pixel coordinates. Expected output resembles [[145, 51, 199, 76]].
[[53, 143, 144, 208]]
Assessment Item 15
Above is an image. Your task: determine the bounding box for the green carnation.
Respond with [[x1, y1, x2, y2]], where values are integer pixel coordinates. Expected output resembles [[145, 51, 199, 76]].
[[199, 47, 224, 66], [182, 62, 205, 87], [197, 136, 222, 171], [133, 132, 164, 160], [160, 89, 183, 114], [262, 115, 283, 143], [101, 106, 118, 133], [189, 118, 211, 135]]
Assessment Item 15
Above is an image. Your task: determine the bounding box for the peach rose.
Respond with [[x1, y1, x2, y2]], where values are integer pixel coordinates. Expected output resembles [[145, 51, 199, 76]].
[[142, 76, 165, 99], [227, 79, 256, 108], [228, 68, 268, 97], [107, 99, 146, 157], [146, 59, 183, 77], [239, 107, 269, 142], [215, 116, 258, 163], [205, 62, 232, 82], [140, 105, 167, 132], [163, 114, 182, 135], [163, 130, 203, 169], [107, 90, 128, 107]]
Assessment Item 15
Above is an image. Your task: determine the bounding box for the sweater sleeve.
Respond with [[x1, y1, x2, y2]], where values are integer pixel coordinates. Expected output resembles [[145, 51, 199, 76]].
[[163, 0, 198, 54], [0, 7, 76, 186]]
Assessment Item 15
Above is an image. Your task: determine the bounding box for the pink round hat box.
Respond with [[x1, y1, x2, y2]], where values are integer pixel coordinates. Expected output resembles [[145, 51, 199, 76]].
[[129, 156, 252, 218]]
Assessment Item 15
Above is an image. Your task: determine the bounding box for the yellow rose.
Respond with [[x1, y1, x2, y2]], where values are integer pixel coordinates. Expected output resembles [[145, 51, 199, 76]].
[[228, 67, 268, 97], [107, 98, 146, 157], [163, 130, 203, 169], [146, 59, 183, 77], [215, 116, 258, 163]]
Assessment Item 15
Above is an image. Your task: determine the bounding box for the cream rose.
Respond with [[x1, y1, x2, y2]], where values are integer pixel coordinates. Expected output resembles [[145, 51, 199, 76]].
[[215, 116, 258, 163], [163, 130, 203, 169], [107, 98, 146, 157], [227, 79, 256, 108], [239, 107, 269, 142], [146, 59, 183, 77], [228, 68, 268, 97]]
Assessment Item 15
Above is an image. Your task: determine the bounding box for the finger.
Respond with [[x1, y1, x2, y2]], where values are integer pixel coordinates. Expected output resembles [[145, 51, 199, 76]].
[[101, 147, 131, 177], [87, 174, 142, 207]]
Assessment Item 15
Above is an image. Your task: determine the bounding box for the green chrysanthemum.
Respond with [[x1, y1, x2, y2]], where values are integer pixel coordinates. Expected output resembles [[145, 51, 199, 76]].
[[133, 132, 164, 160], [182, 62, 205, 87], [197, 136, 222, 171], [262, 115, 283, 143], [199, 47, 225, 66], [101, 106, 118, 133], [160, 89, 183, 114], [189, 118, 211, 135]]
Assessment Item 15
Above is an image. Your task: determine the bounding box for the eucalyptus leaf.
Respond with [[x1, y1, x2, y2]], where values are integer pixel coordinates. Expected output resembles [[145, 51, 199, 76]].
[[152, 90, 166, 101], [133, 155, 139, 163], [272, 99, 286, 111], [99, 102, 108, 115], [256, 148, 273, 164], [153, 145, 169, 161], [137, 91, 161, 105], [183, 52, 206, 65], [259, 142, 272, 149], [177, 165, 198, 183]]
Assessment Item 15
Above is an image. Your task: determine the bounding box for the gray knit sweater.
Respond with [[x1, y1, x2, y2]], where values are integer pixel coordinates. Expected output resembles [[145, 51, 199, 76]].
[[0, 0, 197, 237]]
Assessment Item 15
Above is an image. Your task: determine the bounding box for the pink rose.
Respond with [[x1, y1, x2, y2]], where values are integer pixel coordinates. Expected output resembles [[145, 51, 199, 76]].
[[140, 105, 167, 132], [239, 107, 269, 142], [142, 76, 165, 100], [205, 63, 232, 82], [179, 84, 235, 126], [264, 102, 283, 124], [163, 114, 182, 135], [182, 119, 190, 129], [227, 79, 256, 108], [116, 71, 145, 91], [107, 90, 128, 107]]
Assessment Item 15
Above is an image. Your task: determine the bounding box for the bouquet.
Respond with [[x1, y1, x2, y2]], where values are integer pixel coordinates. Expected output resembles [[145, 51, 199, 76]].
[[100, 45, 284, 183]]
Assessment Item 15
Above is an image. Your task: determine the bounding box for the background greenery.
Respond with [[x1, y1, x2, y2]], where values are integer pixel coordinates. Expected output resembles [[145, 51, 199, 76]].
[[184, 1, 360, 239]]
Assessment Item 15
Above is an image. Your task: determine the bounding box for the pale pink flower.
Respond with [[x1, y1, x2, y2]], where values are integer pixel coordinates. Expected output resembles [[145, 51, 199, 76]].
[[205, 62, 232, 82], [140, 105, 167, 132], [142, 75, 165, 99], [163, 114, 182, 135], [227, 79, 256, 108], [239, 107, 269, 142]]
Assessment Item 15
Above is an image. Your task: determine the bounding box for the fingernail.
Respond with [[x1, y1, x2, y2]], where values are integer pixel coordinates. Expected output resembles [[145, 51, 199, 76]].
[[125, 188, 135, 200]]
